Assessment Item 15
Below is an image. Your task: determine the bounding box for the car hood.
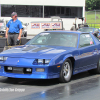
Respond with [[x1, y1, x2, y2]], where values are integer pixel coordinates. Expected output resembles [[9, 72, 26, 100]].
[[0, 45, 75, 59]]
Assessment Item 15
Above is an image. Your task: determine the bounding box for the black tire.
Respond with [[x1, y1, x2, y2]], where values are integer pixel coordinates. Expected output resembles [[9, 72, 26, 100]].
[[59, 58, 72, 83], [88, 70, 95, 74], [24, 32, 27, 37], [88, 58, 100, 74], [95, 58, 100, 73], [7, 77, 16, 80], [7, 77, 13, 79]]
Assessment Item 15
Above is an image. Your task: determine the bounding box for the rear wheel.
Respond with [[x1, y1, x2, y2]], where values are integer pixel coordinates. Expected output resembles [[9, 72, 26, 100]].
[[95, 58, 100, 73], [59, 59, 72, 83]]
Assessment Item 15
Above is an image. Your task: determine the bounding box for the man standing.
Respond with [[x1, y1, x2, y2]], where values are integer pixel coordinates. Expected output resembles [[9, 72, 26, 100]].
[[70, 22, 76, 31], [5, 12, 23, 46]]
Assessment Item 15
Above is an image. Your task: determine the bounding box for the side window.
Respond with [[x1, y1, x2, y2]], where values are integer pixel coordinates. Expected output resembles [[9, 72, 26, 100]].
[[94, 28, 99, 32], [79, 34, 94, 48]]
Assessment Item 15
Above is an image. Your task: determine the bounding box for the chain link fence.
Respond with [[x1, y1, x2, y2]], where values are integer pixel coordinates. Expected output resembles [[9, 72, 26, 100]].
[[85, 10, 100, 28]]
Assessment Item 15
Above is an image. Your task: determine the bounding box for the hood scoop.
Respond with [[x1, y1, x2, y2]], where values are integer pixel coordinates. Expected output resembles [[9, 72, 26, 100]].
[[32, 47, 50, 52], [22, 46, 37, 51]]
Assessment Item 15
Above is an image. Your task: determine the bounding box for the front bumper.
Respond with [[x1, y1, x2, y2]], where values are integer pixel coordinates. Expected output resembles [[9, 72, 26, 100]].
[[0, 72, 48, 79], [0, 66, 60, 79]]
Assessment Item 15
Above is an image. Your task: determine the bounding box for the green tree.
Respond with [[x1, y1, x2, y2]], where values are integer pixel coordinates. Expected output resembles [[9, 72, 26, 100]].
[[86, 0, 97, 10], [95, 0, 100, 9], [86, 0, 100, 10]]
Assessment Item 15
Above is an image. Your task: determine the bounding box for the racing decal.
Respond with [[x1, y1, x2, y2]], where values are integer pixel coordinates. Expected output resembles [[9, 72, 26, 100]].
[[80, 52, 93, 58], [31, 23, 40, 29], [51, 22, 62, 29], [93, 49, 99, 55], [41, 23, 50, 29], [31, 22, 62, 29], [90, 41, 93, 45]]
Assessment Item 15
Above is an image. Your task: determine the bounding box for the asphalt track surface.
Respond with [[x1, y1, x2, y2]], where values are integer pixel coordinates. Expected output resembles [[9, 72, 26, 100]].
[[0, 72, 100, 100]]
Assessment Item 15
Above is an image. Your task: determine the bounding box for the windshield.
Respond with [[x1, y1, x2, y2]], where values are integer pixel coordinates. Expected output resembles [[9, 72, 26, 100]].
[[26, 32, 78, 47], [78, 28, 93, 32]]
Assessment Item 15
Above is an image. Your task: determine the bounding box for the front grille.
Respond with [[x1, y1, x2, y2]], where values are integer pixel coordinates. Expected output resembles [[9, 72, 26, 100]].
[[4, 66, 32, 74], [0, 31, 5, 34]]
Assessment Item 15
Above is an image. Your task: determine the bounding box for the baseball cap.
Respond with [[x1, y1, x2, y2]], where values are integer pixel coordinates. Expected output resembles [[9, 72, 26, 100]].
[[11, 12, 17, 17]]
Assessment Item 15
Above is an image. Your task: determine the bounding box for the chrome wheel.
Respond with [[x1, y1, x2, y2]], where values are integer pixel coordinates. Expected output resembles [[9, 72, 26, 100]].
[[63, 62, 71, 79], [59, 59, 72, 83]]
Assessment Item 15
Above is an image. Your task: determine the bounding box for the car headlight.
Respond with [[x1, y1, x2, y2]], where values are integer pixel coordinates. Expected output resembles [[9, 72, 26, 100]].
[[0, 57, 3, 61], [38, 59, 44, 64], [45, 59, 51, 64], [0, 56, 8, 61], [3, 57, 8, 61], [36, 59, 51, 64]]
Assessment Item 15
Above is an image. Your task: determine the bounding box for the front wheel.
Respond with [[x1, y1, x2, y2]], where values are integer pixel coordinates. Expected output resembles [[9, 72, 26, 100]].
[[59, 59, 72, 83], [7, 77, 15, 80]]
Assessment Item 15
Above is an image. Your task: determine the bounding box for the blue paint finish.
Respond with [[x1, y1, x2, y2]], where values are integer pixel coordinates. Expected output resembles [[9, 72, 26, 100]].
[[73, 63, 97, 75], [0, 30, 100, 79], [78, 45, 98, 69]]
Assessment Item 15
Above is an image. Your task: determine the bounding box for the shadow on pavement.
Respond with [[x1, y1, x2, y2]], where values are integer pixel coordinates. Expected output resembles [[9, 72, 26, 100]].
[[0, 71, 97, 86]]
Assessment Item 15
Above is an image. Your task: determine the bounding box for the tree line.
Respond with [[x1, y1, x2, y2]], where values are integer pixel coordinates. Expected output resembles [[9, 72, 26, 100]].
[[86, 0, 100, 10]]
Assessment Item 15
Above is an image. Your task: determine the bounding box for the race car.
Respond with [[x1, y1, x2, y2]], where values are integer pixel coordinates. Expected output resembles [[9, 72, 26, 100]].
[[77, 27, 100, 36], [0, 30, 100, 83]]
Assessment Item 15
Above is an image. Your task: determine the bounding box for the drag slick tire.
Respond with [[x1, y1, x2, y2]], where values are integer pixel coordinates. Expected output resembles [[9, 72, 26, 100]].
[[59, 58, 72, 83]]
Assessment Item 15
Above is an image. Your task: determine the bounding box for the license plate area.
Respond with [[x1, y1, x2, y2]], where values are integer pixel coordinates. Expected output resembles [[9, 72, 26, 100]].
[[13, 67, 24, 74], [4, 66, 32, 74]]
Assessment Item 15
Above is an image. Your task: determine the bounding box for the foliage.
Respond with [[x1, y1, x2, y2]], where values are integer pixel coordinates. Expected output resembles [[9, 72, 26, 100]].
[[86, 0, 100, 10]]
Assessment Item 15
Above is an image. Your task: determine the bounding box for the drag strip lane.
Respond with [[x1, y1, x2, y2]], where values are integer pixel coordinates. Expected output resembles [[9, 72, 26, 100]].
[[0, 72, 100, 100]]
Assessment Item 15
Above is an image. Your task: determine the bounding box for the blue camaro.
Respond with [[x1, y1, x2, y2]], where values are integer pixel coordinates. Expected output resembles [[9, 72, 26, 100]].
[[0, 31, 100, 83]]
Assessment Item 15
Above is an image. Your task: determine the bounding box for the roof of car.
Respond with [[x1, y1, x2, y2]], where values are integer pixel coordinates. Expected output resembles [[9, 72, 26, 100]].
[[79, 27, 97, 29], [42, 30, 89, 35]]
